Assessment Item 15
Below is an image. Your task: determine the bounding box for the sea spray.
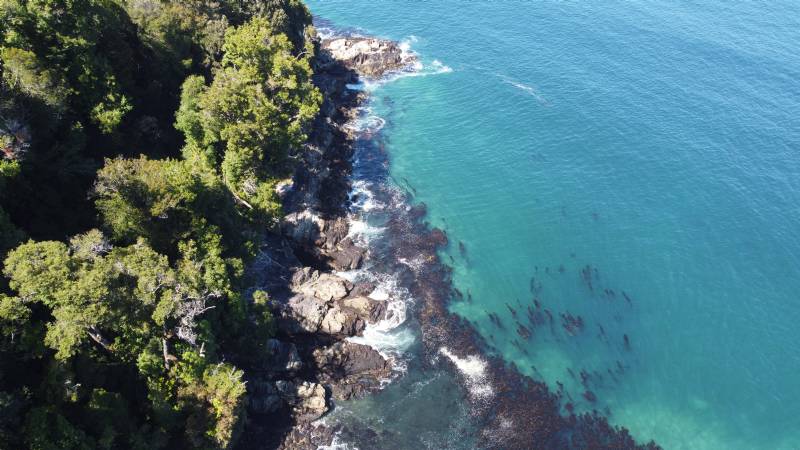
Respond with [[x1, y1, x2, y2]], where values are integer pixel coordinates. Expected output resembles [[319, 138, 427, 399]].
[[438, 347, 494, 400]]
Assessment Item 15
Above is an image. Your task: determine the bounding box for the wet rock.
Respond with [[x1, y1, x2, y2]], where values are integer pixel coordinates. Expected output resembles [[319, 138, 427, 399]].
[[280, 271, 385, 337], [312, 341, 392, 400], [319, 216, 349, 249], [319, 304, 366, 336], [349, 281, 377, 298]]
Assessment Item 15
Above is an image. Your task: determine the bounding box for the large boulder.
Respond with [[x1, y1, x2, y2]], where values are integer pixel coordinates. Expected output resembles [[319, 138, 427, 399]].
[[340, 296, 387, 323], [280, 293, 368, 337], [283, 210, 325, 246], [319, 305, 366, 336], [280, 268, 386, 336], [318, 216, 349, 249]]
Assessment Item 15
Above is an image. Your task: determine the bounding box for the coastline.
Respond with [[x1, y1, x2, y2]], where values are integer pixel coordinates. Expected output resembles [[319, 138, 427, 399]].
[[248, 23, 661, 449], [238, 31, 418, 449]]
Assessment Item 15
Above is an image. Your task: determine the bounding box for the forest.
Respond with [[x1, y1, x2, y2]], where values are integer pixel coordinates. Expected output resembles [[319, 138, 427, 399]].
[[0, 0, 321, 447]]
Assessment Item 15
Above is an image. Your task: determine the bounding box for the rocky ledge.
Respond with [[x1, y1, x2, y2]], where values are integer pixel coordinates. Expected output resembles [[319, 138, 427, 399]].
[[239, 34, 410, 450]]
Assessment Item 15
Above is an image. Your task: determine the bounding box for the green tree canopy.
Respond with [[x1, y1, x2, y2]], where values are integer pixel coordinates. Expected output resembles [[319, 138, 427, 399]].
[[176, 16, 321, 224]]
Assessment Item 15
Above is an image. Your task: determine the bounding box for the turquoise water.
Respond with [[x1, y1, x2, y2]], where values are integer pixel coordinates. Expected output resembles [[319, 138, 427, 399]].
[[307, 1, 800, 448]]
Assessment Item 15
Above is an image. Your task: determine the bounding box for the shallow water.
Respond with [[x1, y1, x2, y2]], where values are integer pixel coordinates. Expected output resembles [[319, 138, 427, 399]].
[[307, 1, 800, 448]]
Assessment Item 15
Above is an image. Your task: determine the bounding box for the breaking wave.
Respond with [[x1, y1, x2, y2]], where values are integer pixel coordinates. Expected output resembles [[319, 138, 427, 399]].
[[438, 347, 495, 400]]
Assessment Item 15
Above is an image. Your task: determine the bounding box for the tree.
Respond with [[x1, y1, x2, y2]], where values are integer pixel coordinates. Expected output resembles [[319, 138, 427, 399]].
[[0, 1, 318, 446], [175, 16, 321, 224], [94, 155, 254, 258], [0, 0, 140, 133], [3, 229, 253, 448]]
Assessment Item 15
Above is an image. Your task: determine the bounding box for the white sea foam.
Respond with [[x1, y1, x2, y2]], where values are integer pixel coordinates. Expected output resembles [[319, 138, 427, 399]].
[[496, 74, 549, 105], [350, 180, 384, 212], [345, 81, 365, 91], [367, 277, 410, 331], [317, 27, 456, 401], [398, 255, 427, 273], [344, 114, 385, 134], [336, 271, 414, 377], [315, 26, 336, 41], [439, 347, 494, 400], [317, 434, 359, 450], [346, 218, 384, 243], [431, 59, 453, 74], [370, 59, 452, 87]]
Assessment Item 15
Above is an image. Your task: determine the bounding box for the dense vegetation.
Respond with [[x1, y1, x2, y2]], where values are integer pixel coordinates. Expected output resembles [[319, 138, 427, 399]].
[[0, 0, 321, 447]]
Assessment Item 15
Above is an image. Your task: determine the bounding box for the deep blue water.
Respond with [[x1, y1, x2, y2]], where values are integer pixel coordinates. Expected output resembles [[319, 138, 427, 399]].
[[306, 1, 800, 448]]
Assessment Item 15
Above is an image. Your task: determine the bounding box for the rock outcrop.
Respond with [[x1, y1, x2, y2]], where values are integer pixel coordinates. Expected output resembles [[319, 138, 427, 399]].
[[313, 341, 392, 400], [319, 37, 417, 78], [282, 210, 367, 271], [278, 268, 386, 337], [249, 379, 328, 422]]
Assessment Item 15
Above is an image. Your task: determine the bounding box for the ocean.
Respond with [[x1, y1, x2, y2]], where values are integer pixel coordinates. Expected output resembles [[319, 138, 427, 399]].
[[306, 1, 800, 448]]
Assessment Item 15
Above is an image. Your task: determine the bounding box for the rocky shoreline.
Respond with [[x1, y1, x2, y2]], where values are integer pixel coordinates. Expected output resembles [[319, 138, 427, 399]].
[[237, 35, 415, 450], [241, 29, 660, 450]]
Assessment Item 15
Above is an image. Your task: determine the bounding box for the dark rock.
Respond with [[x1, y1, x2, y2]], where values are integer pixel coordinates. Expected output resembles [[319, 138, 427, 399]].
[[312, 341, 392, 400], [264, 339, 303, 375], [329, 237, 366, 271]]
